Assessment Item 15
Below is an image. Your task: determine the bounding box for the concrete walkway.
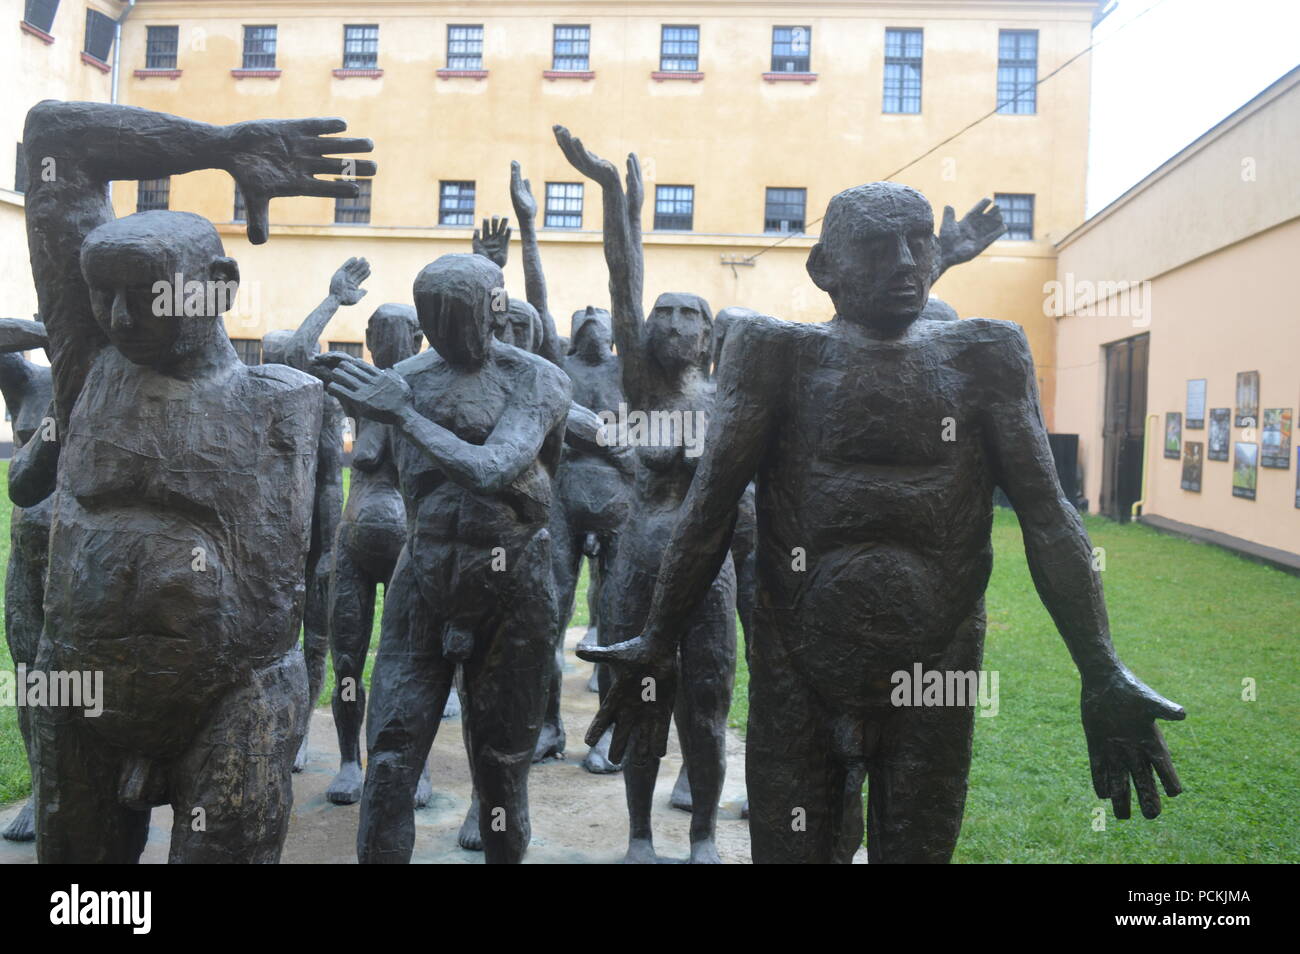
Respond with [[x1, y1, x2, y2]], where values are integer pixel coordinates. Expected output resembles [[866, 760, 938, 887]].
[[0, 628, 756, 864]]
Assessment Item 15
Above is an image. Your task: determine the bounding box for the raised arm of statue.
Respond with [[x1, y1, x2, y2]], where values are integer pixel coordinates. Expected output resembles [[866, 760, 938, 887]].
[[284, 258, 370, 373], [509, 162, 563, 366]]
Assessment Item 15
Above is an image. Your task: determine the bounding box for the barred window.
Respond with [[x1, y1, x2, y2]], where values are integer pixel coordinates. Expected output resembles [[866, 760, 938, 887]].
[[232, 183, 246, 223], [764, 187, 805, 234], [552, 25, 590, 71], [544, 182, 583, 229], [997, 30, 1038, 114], [24, 0, 60, 35], [137, 177, 170, 212], [438, 181, 476, 226], [15, 143, 27, 194], [328, 342, 364, 359], [83, 9, 115, 63], [654, 185, 694, 231], [146, 25, 178, 69], [343, 24, 378, 69], [883, 28, 923, 114], [771, 26, 810, 73], [660, 25, 699, 72], [230, 338, 262, 365], [994, 193, 1034, 240], [242, 25, 277, 70], [335, 179, 371, 224], [447, 25, 483, 70]]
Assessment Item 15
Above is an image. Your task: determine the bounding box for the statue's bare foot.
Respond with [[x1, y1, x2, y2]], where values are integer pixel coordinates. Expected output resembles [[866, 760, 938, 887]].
[[457, 798, 483, 851], [413, 765, 433, 809], [293, 733, 310, 773], [623, 838, 658, 864], [441, 690, 461, 719], [581, 728, 621, 774], [2, 799, 34, 842], [670, 765, 692, 812], [689, 839, 722, 864], [532, 721, 566, 762], [326, 761, 364, 805]]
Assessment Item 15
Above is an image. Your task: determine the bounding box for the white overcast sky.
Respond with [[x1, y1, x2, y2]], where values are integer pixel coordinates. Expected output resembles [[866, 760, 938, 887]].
[[1085, 0, 1300, 215]]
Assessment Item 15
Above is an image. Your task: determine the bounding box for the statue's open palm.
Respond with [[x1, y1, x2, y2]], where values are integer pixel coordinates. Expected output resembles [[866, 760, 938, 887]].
[[576, 635, 677, 765], [313, 353, 411, 426]]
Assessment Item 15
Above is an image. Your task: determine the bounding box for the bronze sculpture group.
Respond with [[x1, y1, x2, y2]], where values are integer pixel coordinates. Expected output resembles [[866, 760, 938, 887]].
[[3, 100, 1185, 864]]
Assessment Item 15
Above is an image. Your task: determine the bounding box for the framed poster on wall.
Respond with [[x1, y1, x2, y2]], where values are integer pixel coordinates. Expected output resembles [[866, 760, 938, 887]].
[[1208, 408, 1231, 461], [1232, 442, 1258, 500], [1180, 441, 1203, 492], [1235, 371, 1260, 427], [1185, 379, 1206, 429], [1261, 408, 1293, 469], [1164, 412, 1182, 459]]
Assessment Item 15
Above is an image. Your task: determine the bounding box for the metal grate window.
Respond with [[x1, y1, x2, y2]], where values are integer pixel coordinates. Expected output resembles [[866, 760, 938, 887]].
[[137, 177, 170, 212], [335, 179, 371, 224], [883, 28, 923, 114], [83, 9, 115, 62], [552, 25, 590, 71], [328, 342, 364, 359], [994, 193, 1034, 240], [232, 183, 246, 222], [654, 185, 694, 231], [439, 181, 476, 225], [544, 182, 584, 229], [242, 25, 277, 70], [771, 26, 811, 73], [447, 24, 483, 70], [660, 25, 699, 72], [230, 338, 262, 365], [15, 143, 27, 194], [24, 0, 60, 35], [343, 24, 378, 69], [764, 187, 805, 234], [997, 30, 1038, 114], [145, 25, 178, 69]]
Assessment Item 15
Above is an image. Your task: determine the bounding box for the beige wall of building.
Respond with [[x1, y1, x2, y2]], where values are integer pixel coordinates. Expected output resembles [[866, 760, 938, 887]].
[[1054, 66, 1300, 557]]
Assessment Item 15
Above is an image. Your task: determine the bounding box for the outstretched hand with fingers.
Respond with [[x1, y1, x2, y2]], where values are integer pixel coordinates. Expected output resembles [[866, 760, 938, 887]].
[[472, 216, 512, 268], [939, 198, 1007, 271], [553, 125, 621, 190], [329, 257, 371, 306], [575, 634, 677, 765], [312, 352, 411, 426], [509, 161, 537, 223]]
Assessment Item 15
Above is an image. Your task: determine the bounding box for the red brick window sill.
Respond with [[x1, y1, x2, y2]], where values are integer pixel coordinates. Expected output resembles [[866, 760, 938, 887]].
[[543, 70, 595, 81], [437, 69, 489, 80], [134, 69, 182, 79], [81, 52, 111, 73], [231, 69, 281, 79], [20, 20, 54, 44], [333, 68, 383, 79], [652, 71, 704, 82], [762, 72, 818, 84]]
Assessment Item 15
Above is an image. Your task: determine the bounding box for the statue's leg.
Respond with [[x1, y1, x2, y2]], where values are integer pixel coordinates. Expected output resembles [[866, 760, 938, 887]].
[[2, 545, 43, 842], [326, 543, 374, 805], [583, 551, 603, 691], [357, 550, 451, 864], [168, 649, 309, 863], [456, 682, 482, 851], [295, 547, 331, 772], [676, 556, 737, 863], [865, 604, 985, 864], [533, 504, 577, 763], [465, 533, 555, 864]]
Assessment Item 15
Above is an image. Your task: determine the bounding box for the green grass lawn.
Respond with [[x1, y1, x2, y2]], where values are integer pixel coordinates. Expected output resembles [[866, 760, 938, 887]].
[[2, 462, 1296, 861]]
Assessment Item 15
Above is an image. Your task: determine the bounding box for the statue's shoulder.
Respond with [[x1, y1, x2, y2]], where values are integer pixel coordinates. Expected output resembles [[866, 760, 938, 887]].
[[941, 318, 1036, 382], [244, 362, 323, 414]]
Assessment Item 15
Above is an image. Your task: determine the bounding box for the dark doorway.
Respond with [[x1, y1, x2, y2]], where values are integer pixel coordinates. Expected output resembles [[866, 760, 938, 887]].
[[1100, 333, 1149, 521]]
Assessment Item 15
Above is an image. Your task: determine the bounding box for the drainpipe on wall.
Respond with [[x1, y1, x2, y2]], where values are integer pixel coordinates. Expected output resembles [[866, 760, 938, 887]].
[[107, 0, 136, 202], [1131, 413, 1158, 520]]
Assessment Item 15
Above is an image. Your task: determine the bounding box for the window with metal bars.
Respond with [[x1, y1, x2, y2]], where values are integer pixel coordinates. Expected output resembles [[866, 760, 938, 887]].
[[83, 9, 115, 62], [764, 187, 805, 234], [24, 0, 60, 35], [994, 193, 1034, 239], [335, 179, 371, 224], [883, 28, 922, 114], [660, 25, 699, 72], [329, 342, 364, 359], [438, 181, 476, 226], [447, 25, 483, 70], [137, 177, 170, 212], [230, 338, 262, 365], [996, 30, 1038, 114], [15, 143, 27, 194], [242, 25, 277, 70], [343, 24, 378, 69], [544, 182, 583, 229], [654, 185, 694, 231], [232, 183, 245, 222], [771, 26, 810, 73], [145, 25, 178, 69], [552, 25, 590, 71]]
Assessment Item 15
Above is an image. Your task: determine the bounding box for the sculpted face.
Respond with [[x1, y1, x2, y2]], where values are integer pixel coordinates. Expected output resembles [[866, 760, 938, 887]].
[[413, 254, 501, 368], [569, 307, 612, 362], [647, 293, 711, 375], [808, 182, 938, 333], [496, 298, 540, 353], [365, 304, 422, 370], [80, 211, 237, 368]]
